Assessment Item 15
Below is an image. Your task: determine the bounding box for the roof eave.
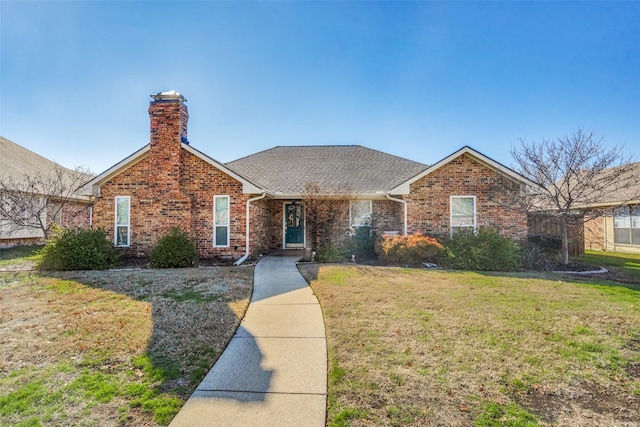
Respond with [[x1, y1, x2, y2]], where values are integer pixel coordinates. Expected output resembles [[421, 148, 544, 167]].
[[389, 146, 536, 194]]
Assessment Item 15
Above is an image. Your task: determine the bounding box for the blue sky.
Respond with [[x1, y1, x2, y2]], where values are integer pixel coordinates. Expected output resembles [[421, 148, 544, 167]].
[[1, 1, 639, 174]]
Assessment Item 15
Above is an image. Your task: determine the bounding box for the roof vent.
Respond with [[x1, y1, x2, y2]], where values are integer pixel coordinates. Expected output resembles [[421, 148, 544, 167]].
[[150, 90, 187, 102]]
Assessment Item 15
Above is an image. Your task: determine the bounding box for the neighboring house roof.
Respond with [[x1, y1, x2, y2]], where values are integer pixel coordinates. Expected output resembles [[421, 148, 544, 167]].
[[225, 145, 428, 197], [575, 161, 640, 208], [85, 143, 263, 195], [390, 145, 534, 194], [1, 136, 65, 180], [0, 136, 92, 200]]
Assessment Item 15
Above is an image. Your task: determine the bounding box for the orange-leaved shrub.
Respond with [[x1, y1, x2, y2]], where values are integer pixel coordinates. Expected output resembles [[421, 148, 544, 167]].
[[377, 232, 443, 267]]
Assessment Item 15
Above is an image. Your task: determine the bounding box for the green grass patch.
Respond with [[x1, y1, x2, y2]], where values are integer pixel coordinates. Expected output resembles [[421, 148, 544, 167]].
[[475, 402, 539, 426], [1, 264, 252, 426], [310, 265, 640, 425], [329, 407, 370, 427], [0, 245, 42, 267], [579, 250, 640, 282]]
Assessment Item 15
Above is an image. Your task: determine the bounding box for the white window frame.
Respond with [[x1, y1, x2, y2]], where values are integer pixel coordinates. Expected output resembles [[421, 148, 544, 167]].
[[613, 205, 640, 246], [213, 195, 230, 247], [350, 200, 372, 227], [450, 196, 476, 231], [114, 196, 130, 247]]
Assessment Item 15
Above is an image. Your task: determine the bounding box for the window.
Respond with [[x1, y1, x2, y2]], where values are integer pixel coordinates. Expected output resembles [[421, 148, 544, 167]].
[[450, 196, 476, 230], [614, 206, 640, 246], [214, 195, 230, 247], [114, 196, 130, 246], [351, 200, 372, 227]]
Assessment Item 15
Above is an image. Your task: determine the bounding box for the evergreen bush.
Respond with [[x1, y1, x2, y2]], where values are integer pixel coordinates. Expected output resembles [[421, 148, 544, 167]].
[[439, 227, 521, 271], [38, 228, 119, 271], [150, 228, 197, 269]]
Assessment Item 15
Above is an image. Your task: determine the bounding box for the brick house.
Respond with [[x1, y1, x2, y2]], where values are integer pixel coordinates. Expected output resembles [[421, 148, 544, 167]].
[[86, 91, 530, 263]]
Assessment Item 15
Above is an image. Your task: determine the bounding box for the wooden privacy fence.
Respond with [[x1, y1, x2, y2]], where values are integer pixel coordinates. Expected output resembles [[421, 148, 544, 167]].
[[527, 213, 584, 257]]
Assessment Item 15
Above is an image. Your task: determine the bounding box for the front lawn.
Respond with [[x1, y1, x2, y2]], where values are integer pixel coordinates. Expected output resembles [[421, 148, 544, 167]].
[[0, 266, 253, 426], [578, 250, 640, 283], [300, 264, 640, 426]]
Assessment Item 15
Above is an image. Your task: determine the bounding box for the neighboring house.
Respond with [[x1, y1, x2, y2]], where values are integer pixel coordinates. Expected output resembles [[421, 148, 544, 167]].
[[86, 91, 530, 262], [0, 137, 92, 246], [583, 162, 640, 254]]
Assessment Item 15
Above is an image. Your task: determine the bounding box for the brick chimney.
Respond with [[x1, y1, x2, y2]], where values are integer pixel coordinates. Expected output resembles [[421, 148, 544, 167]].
[[145, 91, 193, 242], [148, 91, 188, 190]]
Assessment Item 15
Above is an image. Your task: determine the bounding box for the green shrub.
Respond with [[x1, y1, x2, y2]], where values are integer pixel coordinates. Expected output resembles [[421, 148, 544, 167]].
[[439, 227, 521, 271], [345, 226, 377, 262], [149, 228, 197, 269], [314, 244, 349, 263], [377, 233, 443, 267], [38, 228, 119, 271]]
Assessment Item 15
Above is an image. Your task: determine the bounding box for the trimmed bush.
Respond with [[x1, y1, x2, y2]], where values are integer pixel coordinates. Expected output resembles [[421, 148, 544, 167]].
[[439, 227, 521, 271], [377, 233, 443, 267], [314, 244, 349, 263], [150, 228, 197, 269], [348, 226, 377, 262], [39, 228, 119, 271]]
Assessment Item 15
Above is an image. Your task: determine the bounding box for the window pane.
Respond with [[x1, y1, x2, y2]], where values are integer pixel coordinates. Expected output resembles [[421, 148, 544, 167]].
[[351, 200, 371, 226], [632, 209, 640, 229], [215, 197, 229, 226], [614, 228, 631, 245], [116, 226, 128, 246], [116, 197, 129, 225], [451, 197, 475, 226], [215, 226, 228, 246]]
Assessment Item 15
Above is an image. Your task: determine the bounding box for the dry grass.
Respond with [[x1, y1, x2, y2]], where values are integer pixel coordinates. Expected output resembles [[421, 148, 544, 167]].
[[300, 264, 640, 426], [0, 266, 253, 426]]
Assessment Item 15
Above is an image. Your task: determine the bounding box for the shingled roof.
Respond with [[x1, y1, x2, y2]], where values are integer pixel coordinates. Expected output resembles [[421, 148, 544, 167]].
[[1, 136, 67, 180], [0, 136, 93, 198], [226, 145, 428, 196]]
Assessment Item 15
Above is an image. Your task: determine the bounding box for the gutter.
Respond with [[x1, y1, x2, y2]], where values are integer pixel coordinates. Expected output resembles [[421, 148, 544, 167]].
[[385, 193, 408, 236], [234, 192, 267, 266]]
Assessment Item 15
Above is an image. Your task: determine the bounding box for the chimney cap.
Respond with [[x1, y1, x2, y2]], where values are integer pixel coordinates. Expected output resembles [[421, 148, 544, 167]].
[[150, 90, 187, 102]]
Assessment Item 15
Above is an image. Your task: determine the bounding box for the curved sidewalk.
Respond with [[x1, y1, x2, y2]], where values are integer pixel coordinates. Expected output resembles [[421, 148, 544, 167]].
[[170, 254, 327, 427]]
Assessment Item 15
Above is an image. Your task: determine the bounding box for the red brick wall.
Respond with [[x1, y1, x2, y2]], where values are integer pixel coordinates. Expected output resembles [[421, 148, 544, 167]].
[[405, 154, 527, 239], [372, 199, 403, 235], [180, 152, 247, 258], [61, 202, 92, 229], [92, 150, 254, 259], [92, 98, 254, 259], [249, 198, 273, 255]]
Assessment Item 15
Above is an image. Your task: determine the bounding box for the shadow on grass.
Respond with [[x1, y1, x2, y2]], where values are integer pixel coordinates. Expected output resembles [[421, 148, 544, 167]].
[[32, 264, 272, 422]]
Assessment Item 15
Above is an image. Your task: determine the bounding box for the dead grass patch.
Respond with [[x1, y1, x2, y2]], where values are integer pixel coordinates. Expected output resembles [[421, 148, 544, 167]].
[[0, 266, 252, 426], [300, 264, 640, 426]]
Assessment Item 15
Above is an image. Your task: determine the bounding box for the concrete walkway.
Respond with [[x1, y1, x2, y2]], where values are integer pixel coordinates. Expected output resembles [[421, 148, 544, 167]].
[[170, 253, 327, 427]]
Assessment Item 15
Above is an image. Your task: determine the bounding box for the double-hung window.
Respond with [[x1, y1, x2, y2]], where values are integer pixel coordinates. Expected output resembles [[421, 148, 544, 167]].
[[214, 195, 230, 247], [115, 196, 130, 246], [350, 200, 372, 227], [450, 196, 476, 231], [614, 206, 640, 246]]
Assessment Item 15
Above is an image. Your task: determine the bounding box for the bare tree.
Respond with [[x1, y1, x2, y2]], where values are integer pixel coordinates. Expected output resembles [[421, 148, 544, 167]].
[[301, 182, 355, 250], [512, 128, 640, 264], [0, 163, 92, 240]]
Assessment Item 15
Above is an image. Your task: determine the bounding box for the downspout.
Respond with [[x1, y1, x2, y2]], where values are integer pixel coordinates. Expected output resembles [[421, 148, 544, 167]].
[[234, 192, 267, 266], [385, 193, 408, 236]]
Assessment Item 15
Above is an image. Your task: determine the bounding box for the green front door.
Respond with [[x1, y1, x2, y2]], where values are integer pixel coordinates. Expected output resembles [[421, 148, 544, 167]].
[[285, 203, 304, 248]]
